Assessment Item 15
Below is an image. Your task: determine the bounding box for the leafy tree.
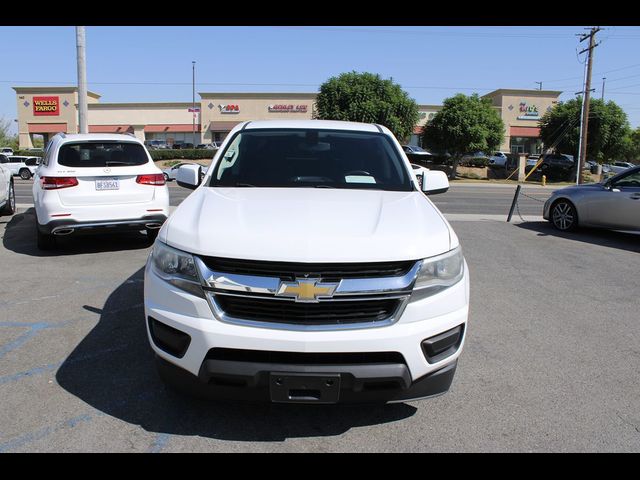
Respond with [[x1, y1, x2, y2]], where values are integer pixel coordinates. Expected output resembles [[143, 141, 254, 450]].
[[621, 127, 640, 163], [315, 72, 419, 141], [539, 98, 630, 163], [422, 93, 504, 179], [0, 117, 19, 150]]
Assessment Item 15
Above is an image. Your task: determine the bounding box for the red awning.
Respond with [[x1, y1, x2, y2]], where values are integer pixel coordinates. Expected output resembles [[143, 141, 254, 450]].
[[144, 124, 201, 133], [209, 121, 242, 131], [510, 126, 541, 137], [89, 125, 132, 133], [28, 123, 67, 133]]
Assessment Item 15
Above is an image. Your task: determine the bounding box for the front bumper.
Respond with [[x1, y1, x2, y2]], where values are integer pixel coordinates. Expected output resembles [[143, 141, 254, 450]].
[[144, 258, 469, 403], [155, 352, 458, 404]]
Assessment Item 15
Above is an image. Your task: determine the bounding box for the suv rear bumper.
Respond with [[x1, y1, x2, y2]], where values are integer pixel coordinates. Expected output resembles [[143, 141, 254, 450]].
[[156, 353, 458, 404], [38, 214, 168, 236]]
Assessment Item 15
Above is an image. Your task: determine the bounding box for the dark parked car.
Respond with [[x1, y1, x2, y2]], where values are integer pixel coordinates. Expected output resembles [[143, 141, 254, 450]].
[[526, 153, 576, 181]]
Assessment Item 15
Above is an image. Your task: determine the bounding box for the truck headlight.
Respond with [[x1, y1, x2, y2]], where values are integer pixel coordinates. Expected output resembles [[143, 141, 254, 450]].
[[411, 247, 464, 301], [150, 241, 204, 297]]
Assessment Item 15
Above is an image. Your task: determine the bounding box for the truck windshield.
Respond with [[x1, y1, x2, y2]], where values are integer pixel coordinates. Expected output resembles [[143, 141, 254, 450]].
[[209, 129, 413, 191]]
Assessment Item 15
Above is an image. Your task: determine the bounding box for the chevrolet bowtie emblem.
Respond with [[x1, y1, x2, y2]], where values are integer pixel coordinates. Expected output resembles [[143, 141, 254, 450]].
[[277, 279, 339, 303]]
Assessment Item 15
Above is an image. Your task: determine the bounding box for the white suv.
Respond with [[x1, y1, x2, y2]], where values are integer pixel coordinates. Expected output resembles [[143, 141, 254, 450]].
[[32, 133, 170, 250], [145, 120, 469, 404]]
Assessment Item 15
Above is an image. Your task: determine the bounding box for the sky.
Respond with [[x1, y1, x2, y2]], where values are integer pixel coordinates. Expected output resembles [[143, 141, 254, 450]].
[[2, 25, 640, 134]]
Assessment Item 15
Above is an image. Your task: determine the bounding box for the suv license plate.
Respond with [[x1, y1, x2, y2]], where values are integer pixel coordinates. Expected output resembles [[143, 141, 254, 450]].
[[270, 373, 341, 404], [96, 178, 120, 190]]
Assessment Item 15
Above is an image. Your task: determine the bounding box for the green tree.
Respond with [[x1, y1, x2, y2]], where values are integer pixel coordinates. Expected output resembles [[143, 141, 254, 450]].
[[314, 71, 419, 141], [0, 117, 19, 150], [621, 127, 640, 163], [421, 93, 504, 179], [539, 98, 630, 163]]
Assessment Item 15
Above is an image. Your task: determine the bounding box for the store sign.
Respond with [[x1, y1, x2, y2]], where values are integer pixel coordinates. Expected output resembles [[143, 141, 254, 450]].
[[219, 104, 240, 114], [33, 96, 60, 116], [268, 104, 308, 113], [517, 101, 540, 120]]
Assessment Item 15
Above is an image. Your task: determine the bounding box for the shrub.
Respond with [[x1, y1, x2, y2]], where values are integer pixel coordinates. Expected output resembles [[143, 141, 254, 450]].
[[460, 156, 490, 167], [148, 149, 215, 161], [14, 150, 44, 157]]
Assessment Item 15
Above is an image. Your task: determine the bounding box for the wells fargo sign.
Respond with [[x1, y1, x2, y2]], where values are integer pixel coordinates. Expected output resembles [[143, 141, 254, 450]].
[[33, 96, 60, 116]]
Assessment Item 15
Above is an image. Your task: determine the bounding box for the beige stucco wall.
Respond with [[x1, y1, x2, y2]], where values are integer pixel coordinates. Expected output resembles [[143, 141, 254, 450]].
[[483, 90, 561, 152], [88, 104, 195, 126], [199, 93, 317, 127], [416, 105, 443, 128], [13, 87, 102, 148]]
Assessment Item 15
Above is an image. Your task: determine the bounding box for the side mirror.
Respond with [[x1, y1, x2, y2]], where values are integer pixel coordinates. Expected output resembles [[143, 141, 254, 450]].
[[421, 170, 449, 195], [176, 164, 201, 190]]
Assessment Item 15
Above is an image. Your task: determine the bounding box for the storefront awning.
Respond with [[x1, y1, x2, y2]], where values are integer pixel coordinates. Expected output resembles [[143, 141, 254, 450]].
[[28, 123, 67, 133], [510, 126, 540, 137], [89, 125, 132, 133], [144, 124, 201, 133], [209, 121, 242, 131]]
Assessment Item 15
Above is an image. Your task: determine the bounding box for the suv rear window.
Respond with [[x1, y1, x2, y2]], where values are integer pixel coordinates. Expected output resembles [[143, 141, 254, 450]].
[[57, 142, 149, 168], [209, 129, 412, 191]]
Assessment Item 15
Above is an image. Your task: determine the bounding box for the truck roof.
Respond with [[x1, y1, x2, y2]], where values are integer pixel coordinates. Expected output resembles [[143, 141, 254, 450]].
[[243, 119, 387, 134]]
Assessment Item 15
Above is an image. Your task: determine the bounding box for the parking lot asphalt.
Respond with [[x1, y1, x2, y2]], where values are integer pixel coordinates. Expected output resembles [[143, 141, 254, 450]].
[[1, 183, 639, 452]]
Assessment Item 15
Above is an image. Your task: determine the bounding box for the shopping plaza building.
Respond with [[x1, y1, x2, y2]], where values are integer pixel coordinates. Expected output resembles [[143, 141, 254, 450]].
[[13, 86, 561, 154]]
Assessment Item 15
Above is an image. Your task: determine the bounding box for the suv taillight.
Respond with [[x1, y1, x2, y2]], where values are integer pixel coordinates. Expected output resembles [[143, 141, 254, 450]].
[[41, 176, 79, 190], [136, 174, 166, 186]]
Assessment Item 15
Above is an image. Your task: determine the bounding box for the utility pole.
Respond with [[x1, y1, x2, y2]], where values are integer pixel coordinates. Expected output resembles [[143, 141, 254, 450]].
[[535, 82, 543, 90], [601, 77, 606, 101], [576, 26, 600, 184], [192, 61, 196, 146], [75, 26, 88, 134]]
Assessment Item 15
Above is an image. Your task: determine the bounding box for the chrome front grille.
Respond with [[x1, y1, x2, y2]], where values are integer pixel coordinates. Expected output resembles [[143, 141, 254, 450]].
[[195, 257, 421, 331]]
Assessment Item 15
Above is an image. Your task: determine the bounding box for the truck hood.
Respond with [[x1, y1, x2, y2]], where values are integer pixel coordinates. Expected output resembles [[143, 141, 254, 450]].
[[162, 187, 454, 263]]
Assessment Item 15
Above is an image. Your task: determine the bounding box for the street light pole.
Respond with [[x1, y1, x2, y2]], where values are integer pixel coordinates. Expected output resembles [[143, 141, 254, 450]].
[[192, 61, 196, 146], [76, 26, 88, 134]]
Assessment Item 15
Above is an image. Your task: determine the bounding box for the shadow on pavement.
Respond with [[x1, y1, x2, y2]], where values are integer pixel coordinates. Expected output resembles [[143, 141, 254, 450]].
[[2, 208, 152, 257], [56, 268, 417, 442], [516, 221, 640, 254]]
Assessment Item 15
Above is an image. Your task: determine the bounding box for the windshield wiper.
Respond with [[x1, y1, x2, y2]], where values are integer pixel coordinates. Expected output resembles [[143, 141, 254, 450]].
[[105, 161, 130, 166], [235, 183, 257, 187]]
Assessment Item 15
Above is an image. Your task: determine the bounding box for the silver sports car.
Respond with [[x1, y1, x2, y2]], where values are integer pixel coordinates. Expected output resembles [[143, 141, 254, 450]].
[[543, 166, 640, 231]]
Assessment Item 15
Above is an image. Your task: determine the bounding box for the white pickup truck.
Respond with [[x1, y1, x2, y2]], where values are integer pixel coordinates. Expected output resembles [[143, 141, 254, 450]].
[[144, 120, 469, 404], [0, 155, 41, 179]]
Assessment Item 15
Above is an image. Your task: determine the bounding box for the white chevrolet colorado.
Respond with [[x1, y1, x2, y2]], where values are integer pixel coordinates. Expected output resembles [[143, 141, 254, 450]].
[[144, 120, 469, 404]]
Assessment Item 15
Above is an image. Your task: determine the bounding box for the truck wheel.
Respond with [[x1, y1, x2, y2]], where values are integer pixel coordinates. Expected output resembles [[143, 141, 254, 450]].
[[19, 169, 32, 180], [1, 181, 15, 215]]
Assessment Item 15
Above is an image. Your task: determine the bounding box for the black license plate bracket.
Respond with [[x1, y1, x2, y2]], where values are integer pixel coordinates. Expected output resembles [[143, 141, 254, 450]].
[[269, 372, 341, 404]]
